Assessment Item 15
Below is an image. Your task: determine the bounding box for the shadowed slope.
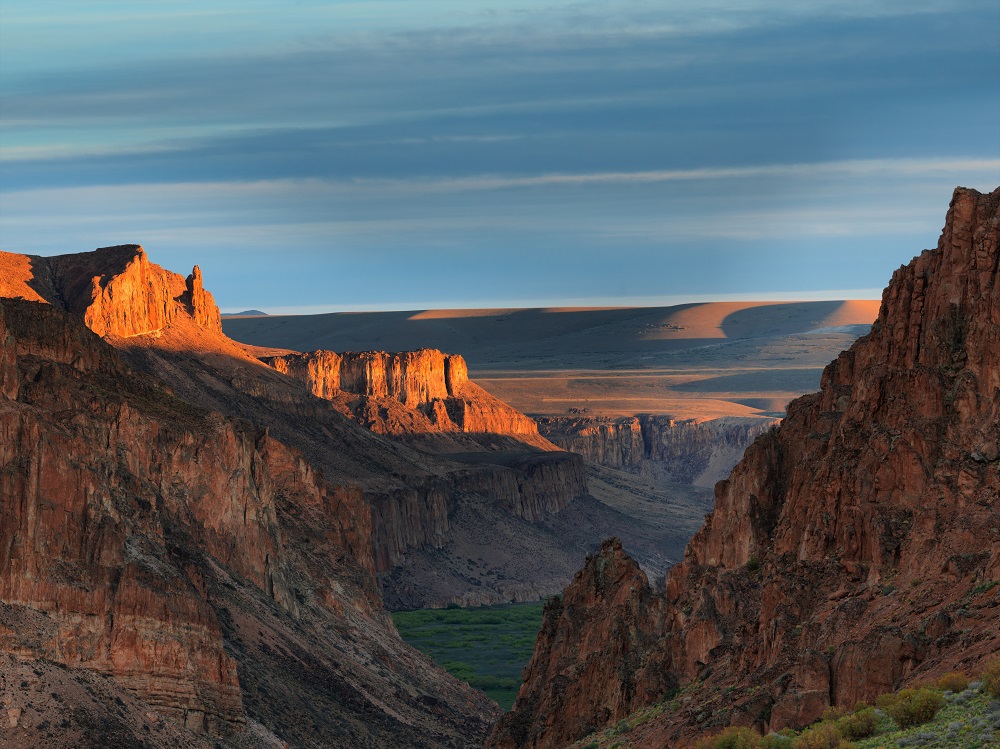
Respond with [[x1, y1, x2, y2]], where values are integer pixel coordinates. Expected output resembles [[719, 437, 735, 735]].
[[486, 186, 1000, 749]]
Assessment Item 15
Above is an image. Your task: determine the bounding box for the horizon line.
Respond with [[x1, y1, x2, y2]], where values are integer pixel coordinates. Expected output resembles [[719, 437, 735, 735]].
[[223, 289, 885, 317]]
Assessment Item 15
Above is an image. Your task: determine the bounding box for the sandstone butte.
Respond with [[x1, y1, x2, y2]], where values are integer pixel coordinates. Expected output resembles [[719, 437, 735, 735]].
[[487, 185, 1000, 749], [261, 347, 540, 437], [0, 243, 607, 747]]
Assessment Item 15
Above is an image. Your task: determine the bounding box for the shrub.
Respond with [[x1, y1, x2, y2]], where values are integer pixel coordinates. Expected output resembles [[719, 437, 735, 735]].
[[835, 707, 878, 740], [821, 705, 847, 721], [759, 733, 794, 749], [936, 671, 970, 693], [981, 658, 1000, 698], [694, 726, 762, 749], [875, 687, 943, 728], [791, 722, 852, 749]]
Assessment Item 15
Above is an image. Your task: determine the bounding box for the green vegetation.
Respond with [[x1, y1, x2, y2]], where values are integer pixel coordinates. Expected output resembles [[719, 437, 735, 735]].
[[982, 659, 1000, 700], [935, 673, 970, 695], [571, 662, 1000, 749], [391, 601, 544, 710], [875, 688, 944, 729]]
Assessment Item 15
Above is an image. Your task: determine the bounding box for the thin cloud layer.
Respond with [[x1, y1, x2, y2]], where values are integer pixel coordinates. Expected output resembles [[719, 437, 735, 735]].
[[1, 0, 998, 310]]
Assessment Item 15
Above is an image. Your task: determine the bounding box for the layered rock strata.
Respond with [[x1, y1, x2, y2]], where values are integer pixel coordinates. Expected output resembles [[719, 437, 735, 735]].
[[262, 348, 539, 437], [488, 186, 1000, 748], [538, 415, 779, 486], [0, 297, 499, 745], [1, 299, 252, 734], [370, 452, 588, 572]]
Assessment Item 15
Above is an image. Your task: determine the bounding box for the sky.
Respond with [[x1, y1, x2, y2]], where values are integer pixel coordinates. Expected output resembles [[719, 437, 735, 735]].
[[1, 1, 998, 313]]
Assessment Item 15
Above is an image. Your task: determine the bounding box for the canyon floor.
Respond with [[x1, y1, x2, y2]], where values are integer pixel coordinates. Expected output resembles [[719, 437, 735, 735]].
[[224, 300, 880, 421]]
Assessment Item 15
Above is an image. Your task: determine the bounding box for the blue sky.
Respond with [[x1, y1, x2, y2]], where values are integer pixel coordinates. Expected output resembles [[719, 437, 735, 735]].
[[1, 1, 998, 312]]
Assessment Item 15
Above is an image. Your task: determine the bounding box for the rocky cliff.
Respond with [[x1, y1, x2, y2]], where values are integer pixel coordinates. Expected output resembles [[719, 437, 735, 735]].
[[0, 292, 499, 745], [370, 452, 588, 572], [2, 246, 592, 608], [0, 244, 222, 339], [262, 348, 540, 438], [488, 186, 1000, 748], [538, 415, 779, 486]]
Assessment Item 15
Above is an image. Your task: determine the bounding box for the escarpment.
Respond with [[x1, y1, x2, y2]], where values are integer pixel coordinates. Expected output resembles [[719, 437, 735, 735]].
[[488, 186, 1000, 749], [262, 347, 540, 437], [370, 452, 588, 572], [0, 297, 502, 747], [0, 299, 361, 734], [538, 415, 779, 486]]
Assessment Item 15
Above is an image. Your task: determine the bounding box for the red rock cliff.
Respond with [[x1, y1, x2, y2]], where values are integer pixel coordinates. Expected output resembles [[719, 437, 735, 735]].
[[262, 348, 540, 437], [488, 186, 1000, 748], [0, 298, 387, 737], [0, 245, 222, 339]]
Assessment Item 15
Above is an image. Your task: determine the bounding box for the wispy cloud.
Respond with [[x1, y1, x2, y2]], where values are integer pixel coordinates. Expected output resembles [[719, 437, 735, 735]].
[[1, 0, 997, 310], [345, 158, 1000, 193]]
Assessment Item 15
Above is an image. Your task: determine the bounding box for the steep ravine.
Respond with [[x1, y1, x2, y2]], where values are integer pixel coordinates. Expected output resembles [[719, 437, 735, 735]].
[[487, 185, 1000, 749]]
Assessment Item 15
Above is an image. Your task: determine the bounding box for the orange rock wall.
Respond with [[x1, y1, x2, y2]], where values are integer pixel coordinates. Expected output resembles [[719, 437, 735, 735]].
[[262, 349, 540, 437], [0, 245, 222, 340]]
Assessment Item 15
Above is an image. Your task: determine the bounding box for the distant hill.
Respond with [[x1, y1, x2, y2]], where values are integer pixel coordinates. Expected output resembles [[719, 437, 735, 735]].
[[221, 309, 267, 316]]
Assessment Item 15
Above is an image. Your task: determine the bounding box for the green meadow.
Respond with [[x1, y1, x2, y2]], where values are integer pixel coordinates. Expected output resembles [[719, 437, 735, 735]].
[[391, 601, 545, 710]]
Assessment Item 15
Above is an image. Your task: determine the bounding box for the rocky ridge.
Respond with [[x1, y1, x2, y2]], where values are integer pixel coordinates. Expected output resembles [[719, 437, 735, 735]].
[[0, 244, 223, 339], [487, 185, 1000, 748]]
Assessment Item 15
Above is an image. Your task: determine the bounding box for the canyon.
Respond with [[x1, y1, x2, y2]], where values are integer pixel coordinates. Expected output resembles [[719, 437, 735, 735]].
[[537, 415, 778, 488], [3, 184, 992, 749], [225, 292, 880, 502], [0, 295, 498, 748], [0, 242, 711, 746], [487, 186, 1000, 748]]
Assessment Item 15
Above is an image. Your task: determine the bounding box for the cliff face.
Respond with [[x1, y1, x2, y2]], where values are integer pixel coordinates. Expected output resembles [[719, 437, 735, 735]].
[[488, 186, 1000, 748], [493, 539, 675, 749], [369, 452, 588, 572], [539, 415, 779, 486], [2, 300, 255, 734], [0, 300, 499, 745], [0, 245, 222, 339], [262, 348, 539, 437]]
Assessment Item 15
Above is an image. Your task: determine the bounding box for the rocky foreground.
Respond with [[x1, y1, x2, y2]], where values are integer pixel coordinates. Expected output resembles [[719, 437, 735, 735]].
[[487, 185, 1000, 748]]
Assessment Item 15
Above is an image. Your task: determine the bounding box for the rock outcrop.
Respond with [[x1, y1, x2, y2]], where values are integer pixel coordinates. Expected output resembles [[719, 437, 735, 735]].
[[1, 299, 250, 734], [488, 186, 1000, 748], [0, 298, 499, 745], [538, 415, 779, 486], [493, 539, 675, 749], [262, 348, 539, 437], [0, 245, 222, 339]]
